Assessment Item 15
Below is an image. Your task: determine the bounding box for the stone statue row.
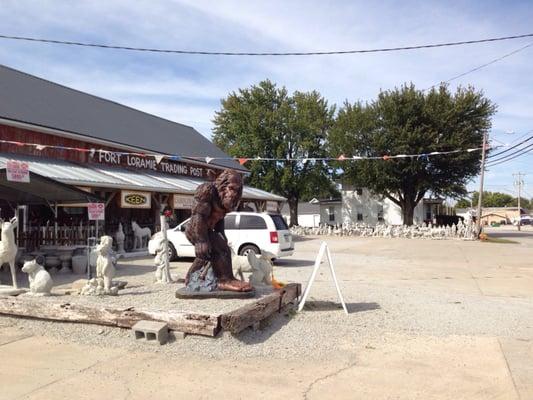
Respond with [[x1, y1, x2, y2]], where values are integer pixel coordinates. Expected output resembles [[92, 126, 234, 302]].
[[291, 219, 478, 240]]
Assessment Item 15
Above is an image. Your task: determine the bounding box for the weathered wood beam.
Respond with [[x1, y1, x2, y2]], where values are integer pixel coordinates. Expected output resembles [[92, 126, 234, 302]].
[[0, 296, 220, 336], [220, 283, 301, 334]]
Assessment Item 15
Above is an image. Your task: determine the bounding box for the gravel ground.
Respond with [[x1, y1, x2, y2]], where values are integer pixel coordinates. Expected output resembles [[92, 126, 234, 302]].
[[1, 235, 532, 361]]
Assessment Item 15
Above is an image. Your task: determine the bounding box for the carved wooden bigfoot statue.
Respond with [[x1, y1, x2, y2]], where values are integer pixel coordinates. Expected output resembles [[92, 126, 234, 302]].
[[185, 169, 252, 292]]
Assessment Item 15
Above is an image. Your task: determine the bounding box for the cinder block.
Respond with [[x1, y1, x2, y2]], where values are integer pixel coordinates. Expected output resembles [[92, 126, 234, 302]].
[[132, 320, 169, 345]]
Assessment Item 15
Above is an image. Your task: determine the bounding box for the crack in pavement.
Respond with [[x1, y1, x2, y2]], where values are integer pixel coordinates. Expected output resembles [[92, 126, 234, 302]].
[[302, 359, 358, 400]]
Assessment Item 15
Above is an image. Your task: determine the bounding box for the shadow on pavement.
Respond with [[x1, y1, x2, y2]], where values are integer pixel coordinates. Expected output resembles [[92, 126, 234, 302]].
[[274, 258, 315, 267], [302, 301, 381, 313]]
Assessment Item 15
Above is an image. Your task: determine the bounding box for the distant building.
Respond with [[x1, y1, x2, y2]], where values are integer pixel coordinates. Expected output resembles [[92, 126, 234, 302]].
[[457, 206, 527, 225], [281, 201, 320, 227], [318, 184, 446, 226]]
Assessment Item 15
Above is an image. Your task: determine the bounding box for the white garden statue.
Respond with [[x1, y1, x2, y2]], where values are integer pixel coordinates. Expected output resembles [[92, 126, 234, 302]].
[[0, 217, 19, 288], [149, 231, 172, 283], [131, 221, 151, 250], [22, 256, 53, 296], [82, 235, 118, 295], [247, 250, 275, 287], [115, 222, 126, 254]]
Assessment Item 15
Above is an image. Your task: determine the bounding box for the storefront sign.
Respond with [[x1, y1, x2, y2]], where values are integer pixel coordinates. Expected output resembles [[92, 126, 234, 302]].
[[172, 194, 194, 209], [120, 191, 151, 209], [95, 152, 208, 178], [6, 160, 30, 183], [87, 203, 105, 220], [266, 201, 279, 212]]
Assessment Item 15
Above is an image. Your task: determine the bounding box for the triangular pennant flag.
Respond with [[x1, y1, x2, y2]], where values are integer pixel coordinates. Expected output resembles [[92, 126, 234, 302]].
[[89, 149, 96, 158], [302, 158, 308, 164], [337, 154, 346, 161], [352, 156, 362, 160], [382, 155, 391, 160], [35, 144, 47, 151], [205, 157, 214, 164], [169, 155, 181, 161], [238, 158, 248, 165], [154, 154, 165, 164]]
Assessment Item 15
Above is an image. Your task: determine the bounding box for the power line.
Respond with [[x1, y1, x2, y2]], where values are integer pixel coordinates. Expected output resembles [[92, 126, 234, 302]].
[[486, 143, 533, 167], [425, 42, 533, 90], [0, 32, 532, 56], [487, 133, 533, 158]]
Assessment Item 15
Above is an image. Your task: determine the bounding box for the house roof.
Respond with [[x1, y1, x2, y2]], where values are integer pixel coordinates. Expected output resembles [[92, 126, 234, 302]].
[[0, 64, 245, 172], [281, 202, 320, 215]]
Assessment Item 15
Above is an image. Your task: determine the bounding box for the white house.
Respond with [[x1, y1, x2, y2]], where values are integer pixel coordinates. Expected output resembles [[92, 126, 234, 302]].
[[319, 184, 444, 226], [281, 201, 321, 227]]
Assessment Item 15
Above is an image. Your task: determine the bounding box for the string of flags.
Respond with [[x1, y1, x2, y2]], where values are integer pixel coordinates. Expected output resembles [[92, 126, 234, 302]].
[[0, 139, 489, 166]]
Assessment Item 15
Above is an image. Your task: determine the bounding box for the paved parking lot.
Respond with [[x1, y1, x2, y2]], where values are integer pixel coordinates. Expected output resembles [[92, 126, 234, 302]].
[[0, 230, 531, 399]]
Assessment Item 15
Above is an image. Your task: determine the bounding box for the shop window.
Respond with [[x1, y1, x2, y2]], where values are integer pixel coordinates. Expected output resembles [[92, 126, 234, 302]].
[[357, 213, 363, 221], [377, 205, 384, 222], [329, 206, 335, 222], [239, 215, 267, 229]]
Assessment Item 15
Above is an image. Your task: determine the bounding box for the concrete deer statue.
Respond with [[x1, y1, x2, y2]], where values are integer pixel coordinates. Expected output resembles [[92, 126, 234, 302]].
[[0, 217, 19, 288]]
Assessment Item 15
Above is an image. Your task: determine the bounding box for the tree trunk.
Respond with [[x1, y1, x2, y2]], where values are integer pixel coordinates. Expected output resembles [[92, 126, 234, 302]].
[[401, 202, 415, 226], [288, 197, 299, 227]]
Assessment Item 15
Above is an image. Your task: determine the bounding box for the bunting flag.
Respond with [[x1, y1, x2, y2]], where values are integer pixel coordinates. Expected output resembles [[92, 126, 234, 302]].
[[0, 139, 488, 164]]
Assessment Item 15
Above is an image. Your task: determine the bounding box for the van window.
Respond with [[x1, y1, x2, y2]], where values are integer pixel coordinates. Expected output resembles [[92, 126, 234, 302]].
[[270, 214, 289, 230], [224, 215, 237, 229], [239, 215, 267, 229]]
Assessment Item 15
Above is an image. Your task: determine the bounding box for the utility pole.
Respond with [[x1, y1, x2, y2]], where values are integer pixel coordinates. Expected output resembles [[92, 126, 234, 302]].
[[513, 173, 525, 231], [476, 131, 488, 236]]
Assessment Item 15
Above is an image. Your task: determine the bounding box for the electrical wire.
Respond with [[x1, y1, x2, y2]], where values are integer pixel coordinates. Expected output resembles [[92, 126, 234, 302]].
[[0, 33, 532, 56], [486, 143, 533, 167], [487, 133, 533, 158]]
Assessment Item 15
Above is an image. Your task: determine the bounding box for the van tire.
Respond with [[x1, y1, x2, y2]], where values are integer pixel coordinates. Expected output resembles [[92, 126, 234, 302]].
[[239, 244, 260, 257], [168, 242, 178, 261]]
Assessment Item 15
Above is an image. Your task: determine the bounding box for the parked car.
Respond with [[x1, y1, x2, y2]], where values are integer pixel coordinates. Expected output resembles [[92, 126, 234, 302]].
[[165, 212, 294, 260], [512, 215, 532, 226]]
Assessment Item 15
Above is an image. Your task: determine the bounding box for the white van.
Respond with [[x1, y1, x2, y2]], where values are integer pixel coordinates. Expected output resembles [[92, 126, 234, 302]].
[[166, 212, 294, 260]]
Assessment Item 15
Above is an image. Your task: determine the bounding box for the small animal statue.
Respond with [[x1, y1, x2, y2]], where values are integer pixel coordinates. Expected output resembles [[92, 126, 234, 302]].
[[247, 251, 273, 287], [229, 245, 252, 281], [115, 222, 126, 254], [131, 221, 151, 250], [21, 256, 53, 296], [149, 232, 171, 283], [0, 217, 19, 288], [96, 236, 118, 295]]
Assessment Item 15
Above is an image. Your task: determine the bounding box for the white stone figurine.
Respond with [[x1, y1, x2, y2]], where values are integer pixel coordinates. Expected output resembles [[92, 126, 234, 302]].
[[230, 246, 252, 281], [131, 221, 151, 250], [0, 217, 19, 288], [149, 232, 171, 283], [115, 223, 126, 254], [82, 236, 118, 296], [21, 257, 53, 296], [247, 251, 273, 287]]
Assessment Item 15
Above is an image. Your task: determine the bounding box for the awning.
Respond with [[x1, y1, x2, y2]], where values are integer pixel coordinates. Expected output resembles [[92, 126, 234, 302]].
[[0, 168, 102, 205], [0, 153, 286, 202]]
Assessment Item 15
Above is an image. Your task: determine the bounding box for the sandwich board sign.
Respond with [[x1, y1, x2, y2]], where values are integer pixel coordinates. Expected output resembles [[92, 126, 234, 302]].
[[298, 241, 348, 314], [87, 203, 105, 221]]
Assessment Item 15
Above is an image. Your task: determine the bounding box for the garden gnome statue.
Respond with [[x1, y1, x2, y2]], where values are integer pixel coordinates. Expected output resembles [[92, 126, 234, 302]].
[[0, 217, 19, 288], [184, 169, 252, 292]]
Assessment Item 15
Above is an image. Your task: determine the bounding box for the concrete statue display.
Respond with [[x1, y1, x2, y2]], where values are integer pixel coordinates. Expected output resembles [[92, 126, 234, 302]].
[[131, 221, 151, 250], [181, 169, 253, 294], [0, 217, 19, 288], [81, 236, 119, 295], [22, 256, 53, 296]]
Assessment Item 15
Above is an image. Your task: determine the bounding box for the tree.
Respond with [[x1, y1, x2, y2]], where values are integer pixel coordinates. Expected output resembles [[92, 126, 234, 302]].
[[330, 84, 496, 225], [212, 80, 337, 226], [455, 191, 531, 209]]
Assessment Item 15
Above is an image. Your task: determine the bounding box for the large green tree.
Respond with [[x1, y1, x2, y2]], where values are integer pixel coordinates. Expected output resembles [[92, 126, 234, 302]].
[[456, 191, 531, 209], [330, 84, 496, 225], [212, 80, 336, 226]]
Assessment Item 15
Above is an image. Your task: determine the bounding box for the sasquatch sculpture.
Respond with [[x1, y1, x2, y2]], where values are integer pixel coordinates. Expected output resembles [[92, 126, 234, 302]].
[[185, 169, 252, 292]]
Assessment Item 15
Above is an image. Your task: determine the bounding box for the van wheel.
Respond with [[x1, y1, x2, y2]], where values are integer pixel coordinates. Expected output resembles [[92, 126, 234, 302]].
[[168, 242, 177, 261], [239, 244, 260, 257]]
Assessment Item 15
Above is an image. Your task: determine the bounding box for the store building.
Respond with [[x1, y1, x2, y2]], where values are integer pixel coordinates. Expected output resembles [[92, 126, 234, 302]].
[[0, 64, 284, 251]]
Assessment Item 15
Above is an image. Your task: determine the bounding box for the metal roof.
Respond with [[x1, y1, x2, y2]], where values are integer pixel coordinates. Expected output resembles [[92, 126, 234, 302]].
[[0, 153, 285, 202], [0, 64, 245, 172]]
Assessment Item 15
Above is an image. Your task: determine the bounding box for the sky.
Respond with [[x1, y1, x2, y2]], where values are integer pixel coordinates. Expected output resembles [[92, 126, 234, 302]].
[[0, 0, 532, 199]]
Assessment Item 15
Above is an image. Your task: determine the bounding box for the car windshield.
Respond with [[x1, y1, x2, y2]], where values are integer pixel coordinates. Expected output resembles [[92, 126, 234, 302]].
[[270, 214, 289, 230]]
